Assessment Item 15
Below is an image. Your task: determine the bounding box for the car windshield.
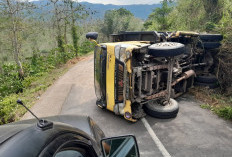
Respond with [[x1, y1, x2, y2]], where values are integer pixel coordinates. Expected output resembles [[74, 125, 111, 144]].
[[94, 46, 106, 100]]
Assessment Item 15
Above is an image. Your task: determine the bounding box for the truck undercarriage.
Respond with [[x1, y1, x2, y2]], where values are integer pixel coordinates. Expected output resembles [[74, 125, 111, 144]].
[[115, 31, 222, 120]]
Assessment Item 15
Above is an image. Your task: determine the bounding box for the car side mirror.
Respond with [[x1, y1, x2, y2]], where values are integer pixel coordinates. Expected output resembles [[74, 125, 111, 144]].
[[86, 32, 98, 40], [101, 135, 140, 157]]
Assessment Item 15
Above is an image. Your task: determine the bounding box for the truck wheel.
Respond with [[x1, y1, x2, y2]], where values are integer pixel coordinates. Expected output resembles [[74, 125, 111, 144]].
[[194, 82, 218, 89], [148, 42, 185, 57], [197, 42, 221, 49], [144, 98, 179, 119], [199, 34, 223, 42], [195, 75, 218, 83]]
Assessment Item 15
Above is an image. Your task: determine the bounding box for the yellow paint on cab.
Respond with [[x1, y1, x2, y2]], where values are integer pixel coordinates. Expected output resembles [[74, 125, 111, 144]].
[[104, 43, 142, 122], [106, 45, 115, 112]]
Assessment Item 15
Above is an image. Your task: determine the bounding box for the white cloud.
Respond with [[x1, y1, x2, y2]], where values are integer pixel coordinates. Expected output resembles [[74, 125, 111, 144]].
[[77, 0, 161, 5]]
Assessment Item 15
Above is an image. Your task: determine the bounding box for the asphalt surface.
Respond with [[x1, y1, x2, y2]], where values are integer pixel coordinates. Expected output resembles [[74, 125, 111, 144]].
[[23, 55, 232, 157]]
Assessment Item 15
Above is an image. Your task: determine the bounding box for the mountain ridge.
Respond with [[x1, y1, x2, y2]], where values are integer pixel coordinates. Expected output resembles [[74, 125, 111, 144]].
[[31, 1, 161, 20], [79, 2, 161, 19]]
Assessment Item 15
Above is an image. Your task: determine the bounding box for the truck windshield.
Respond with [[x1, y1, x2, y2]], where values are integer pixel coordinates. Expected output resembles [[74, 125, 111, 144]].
[[94, 46, 106, 101]]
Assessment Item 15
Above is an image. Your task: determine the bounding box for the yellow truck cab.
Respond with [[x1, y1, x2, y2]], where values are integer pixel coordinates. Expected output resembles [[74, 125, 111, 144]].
[[86, 31, 222, 122], [95, 41, 152, 122]]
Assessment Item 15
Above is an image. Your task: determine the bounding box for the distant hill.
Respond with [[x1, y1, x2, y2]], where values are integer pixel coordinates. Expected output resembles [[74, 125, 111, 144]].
[[80, 2, 161, 20], [31, 1, 161, 20]]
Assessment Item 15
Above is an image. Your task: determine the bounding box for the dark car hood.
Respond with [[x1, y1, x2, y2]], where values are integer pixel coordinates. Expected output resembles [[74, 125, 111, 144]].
[[0, 114, 105, 146], [0, 115, 105, 157], [0, 115, 89, 143]]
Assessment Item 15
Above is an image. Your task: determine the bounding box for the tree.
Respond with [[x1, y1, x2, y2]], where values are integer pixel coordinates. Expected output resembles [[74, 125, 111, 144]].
[[48, 0, 89, 58], [202, 0, 222, 23], [166, 0, 206, 31], [101, 8, 144, 38], [63, 0, 89, 57], [144, 0, 173, 31], [0, 0, 36, 78], [49, 0, 66, 62], [166, 0, 223, 31], [202, 0, 223, 31]]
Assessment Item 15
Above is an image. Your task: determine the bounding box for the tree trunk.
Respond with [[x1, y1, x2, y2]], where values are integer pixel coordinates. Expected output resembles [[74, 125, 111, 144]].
[[70, 2, 78, 57], [6, 0, 24, 78], [64, 20, 68, 44], [12, 18, 24, 78], [53, 1, 66, 63], [72, 25, 78, 57]]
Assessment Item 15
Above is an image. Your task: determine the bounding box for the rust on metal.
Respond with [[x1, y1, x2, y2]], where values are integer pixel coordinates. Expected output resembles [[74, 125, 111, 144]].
[[145, 90, 168, 100], [145, 64, 168, 71]]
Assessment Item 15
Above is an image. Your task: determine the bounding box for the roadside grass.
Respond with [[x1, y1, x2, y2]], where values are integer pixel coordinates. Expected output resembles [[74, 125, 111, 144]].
[[190, 87, 232, 120], [0, 64, 68, 124], [0, 52, 93, 124]]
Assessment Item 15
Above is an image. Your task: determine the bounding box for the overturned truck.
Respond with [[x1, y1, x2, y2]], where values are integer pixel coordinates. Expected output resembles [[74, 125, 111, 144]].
[[86, 31, 223, 122]]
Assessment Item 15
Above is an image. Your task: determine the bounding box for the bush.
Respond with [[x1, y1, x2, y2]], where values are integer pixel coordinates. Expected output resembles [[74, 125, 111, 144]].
[[215, 106, 232, 120], [0, 64, 23, 99], [0, 42, 94, 124], [215, 0, 232, 95], [0, 94, 18, 124], [0, 47, 77, 124], [79, 41, 94, 54]]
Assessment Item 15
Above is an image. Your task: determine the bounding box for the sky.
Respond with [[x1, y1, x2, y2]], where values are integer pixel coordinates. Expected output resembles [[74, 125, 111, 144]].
[[78, 0, 161, 5]]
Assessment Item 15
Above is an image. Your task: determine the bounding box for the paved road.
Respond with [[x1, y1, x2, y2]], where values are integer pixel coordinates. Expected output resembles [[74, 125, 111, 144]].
[[23, 55, 232, 157]]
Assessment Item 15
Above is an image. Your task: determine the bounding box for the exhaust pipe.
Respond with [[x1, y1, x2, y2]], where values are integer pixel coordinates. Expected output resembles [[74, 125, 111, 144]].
[[172, 70, 196, 86]]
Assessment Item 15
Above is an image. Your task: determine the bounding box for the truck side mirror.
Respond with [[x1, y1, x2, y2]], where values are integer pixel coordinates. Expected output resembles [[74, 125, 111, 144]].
[[101, 135, 140, 157], [86, 32, 98, 40]]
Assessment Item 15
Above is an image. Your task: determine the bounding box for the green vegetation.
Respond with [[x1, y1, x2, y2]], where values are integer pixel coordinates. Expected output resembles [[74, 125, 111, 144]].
[[215, 106, 232, 120], [144, 0, 173, 31], [0, 0, 96, 124], [200, 104, 211, 110], [101, 8, 144, 39], [191, 87, 232, 120], [201, 102, 232, 120], [0, 61, 69, 124], [0, 47, 94, 124]]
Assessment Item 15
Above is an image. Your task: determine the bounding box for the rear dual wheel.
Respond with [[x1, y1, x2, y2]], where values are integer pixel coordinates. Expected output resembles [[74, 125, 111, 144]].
[[198, 34, 223, 50], [194, 74, 219, 89], [194, 82, 218, 89], [199, 34, 223, 42], [197, 42, 221, 49], [195, 75, 218, 83]]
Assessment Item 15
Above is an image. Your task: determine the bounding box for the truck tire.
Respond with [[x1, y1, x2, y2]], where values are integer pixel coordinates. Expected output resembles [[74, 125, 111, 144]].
[[148, 42, 185, 57], [144, 98, 179, 119], [195, 75, 218, 83], [194, 82, 218, 89], [197, 42, 221, 49], [199, 34, 223, 42]]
